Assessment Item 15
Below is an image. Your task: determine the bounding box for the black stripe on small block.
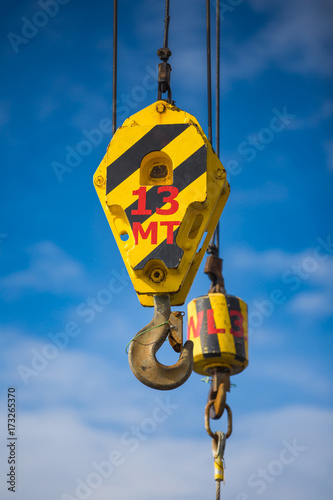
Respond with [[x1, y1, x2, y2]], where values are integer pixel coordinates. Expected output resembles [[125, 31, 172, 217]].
[[193, 297, 221, 358], [226, 295, 246, 361], [202, 296, 222, 358]]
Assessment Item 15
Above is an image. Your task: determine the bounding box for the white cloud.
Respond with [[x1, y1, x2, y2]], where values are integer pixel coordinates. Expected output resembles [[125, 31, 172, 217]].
[[0, 241, 90, 299], [226, 246, 298, 276], [250, 326, 284, 347], [109, 0, 332, 102], [231, 182, 289, 206], [290, 99, 333, 131], [0, 321, 332, 499], [226, 244, 333, 281], [225, 246, 333, 322], [0, 324, 166, 427], [256, 357, 332, 397], [221, 0, 333, 90], [227, 405, 333, 500], [0, 404, 332, 500], [311, 263, 333, 290], [288, 290, 333, 317], [256, 0, 333, 77]]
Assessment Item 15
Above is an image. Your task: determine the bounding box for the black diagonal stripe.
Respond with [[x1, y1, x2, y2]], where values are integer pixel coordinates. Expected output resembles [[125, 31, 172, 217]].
[[106, 124, 189, 194], [133, 228, 183, 270], [200, 296, 222, 358], [226, 295, 246, 361], [125, 145, 207, 226], [193, 296, 222, 358]]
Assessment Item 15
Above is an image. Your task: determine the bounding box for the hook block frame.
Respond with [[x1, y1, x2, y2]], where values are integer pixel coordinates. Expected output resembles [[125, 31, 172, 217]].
[[94, 100, 229, 306]]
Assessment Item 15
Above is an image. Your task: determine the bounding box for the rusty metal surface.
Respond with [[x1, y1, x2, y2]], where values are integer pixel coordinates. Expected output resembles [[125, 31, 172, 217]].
[[204, 254, 226, 293], [168, 311, 184, 353], [128, 294, 193, 390], [207, 368, 231, 419], [157, 61, 172, 101], [205, 400, 232, 440]]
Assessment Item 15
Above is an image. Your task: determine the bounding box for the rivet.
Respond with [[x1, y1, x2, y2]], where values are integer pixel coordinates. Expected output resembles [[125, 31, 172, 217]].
[[215, 168, 224, 180], [94, 175, 105, 187], [156, 103, 166, 114]]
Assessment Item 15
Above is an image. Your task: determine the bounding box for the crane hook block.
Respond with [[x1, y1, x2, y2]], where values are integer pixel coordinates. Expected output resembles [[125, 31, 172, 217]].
[[94, 101, 230, 307], [187, 293, 248, 376]]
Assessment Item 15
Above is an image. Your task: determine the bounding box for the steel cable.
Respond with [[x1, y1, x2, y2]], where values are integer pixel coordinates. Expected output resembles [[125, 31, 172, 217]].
[[206, 0, 213, 144], [163, 0, 170, 49], [215, 0, 221, 252], [112, 0, 117, 135], [207, 0, 222, 256], [216, 480, 221, 500]]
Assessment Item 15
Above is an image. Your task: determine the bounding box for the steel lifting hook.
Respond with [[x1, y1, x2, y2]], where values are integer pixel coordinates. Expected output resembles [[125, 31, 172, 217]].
[[128, 294, 194, 390]]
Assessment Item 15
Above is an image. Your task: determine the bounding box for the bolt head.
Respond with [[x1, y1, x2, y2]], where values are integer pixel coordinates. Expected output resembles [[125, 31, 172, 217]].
[[94, 175, 105, 187], [156, 103, 166, 114], [150, 268, 166, 283], [215, 168, 224, 180]]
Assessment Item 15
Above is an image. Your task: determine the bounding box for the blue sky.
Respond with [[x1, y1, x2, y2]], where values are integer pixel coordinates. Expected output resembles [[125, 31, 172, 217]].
[[0, 0, 332, 499]]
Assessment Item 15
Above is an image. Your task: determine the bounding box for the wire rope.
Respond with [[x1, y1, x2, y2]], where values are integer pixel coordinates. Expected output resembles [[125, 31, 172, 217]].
[[112, 0, 117, 136]]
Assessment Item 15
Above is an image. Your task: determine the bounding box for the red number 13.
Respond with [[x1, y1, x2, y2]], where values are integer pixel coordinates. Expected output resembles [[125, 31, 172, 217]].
[[156, 186, 179, 215], [131, 186, 179, 216]]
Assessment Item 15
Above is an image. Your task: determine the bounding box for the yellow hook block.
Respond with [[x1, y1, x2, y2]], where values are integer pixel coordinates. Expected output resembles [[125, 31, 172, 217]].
[[94, 100, 230, 306]]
